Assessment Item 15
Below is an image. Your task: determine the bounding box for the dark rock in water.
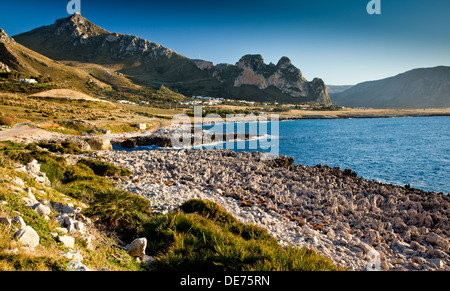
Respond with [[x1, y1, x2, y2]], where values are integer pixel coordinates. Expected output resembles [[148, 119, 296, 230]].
[[121, 139, 137, 148], [267, 156, 295, 168], [134, 135, 172, 147], [343, 168, 358, 177]]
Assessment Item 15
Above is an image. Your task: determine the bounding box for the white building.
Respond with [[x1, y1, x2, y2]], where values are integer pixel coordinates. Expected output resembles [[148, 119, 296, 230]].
[[135, 123, 147, 130], [20, 78, 38, 84], [117, 100, 136, 105]]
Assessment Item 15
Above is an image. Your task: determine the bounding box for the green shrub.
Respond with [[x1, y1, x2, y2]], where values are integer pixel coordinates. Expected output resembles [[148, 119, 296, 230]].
[[179, 199, 237, 225], [77, 159, 132, 177], [37, 142, 82, 155], [143, 199, 342, 272], [0, 114, 15, 126], [83, 188, 152, 239]]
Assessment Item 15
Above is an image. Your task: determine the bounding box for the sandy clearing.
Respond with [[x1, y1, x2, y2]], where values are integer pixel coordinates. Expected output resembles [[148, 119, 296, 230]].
[[28, 89, 112, 103]]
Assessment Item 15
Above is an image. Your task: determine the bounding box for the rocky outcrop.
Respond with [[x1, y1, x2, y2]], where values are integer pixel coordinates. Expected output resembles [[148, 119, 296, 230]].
[[118, 129, 257, 149], [191, 59, 215, 71], [0, 29, 16, 73], [0, 28, 14, 44], [15, 14, 176, 63], [86, 137, 112, 151], [0, 61, 10, 72], [209, 54, 331, 105], [234, 55, 305, 94]]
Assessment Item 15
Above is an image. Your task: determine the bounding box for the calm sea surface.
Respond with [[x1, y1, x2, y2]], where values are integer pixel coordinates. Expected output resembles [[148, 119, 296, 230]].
[[115, 116, 450, 194], [275, 116, 449, 194]]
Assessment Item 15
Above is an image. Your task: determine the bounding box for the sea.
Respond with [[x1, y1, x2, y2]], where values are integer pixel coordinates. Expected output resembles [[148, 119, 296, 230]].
[[114, 116, 450, 194]]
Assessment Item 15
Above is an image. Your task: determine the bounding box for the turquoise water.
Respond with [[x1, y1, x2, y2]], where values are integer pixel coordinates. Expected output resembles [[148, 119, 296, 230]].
[[276, 116, 449, 194], [115, 116, 450, 194], [204, 116, 450, 194]]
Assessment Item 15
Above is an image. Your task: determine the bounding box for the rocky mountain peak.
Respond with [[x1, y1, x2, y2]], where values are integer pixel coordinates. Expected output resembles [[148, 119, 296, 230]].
[[0, 28, 14, 43], [277, 56, 292, 67], [236, 54, 266, 71], [54, 14, 109, 40], [68, 12, 84, 23]]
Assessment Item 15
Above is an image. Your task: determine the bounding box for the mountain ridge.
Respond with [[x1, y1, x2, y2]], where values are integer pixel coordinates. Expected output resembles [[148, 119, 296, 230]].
[[13, 14, 331, 104], [0, 27, 107, 91], [330, 66, 450, 109]]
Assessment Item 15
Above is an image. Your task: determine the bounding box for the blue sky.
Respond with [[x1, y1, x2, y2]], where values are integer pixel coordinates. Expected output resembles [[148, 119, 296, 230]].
[[1, 0, 449, 85]]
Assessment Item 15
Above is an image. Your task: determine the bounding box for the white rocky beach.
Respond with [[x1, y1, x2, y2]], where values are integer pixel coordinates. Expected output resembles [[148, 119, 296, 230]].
[[76, 148, 450, 271]]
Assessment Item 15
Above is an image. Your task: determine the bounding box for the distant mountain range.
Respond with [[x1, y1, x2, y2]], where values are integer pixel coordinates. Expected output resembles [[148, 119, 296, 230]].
[[11, 13, 331, 104], [3, 14, 449, 108], [326, 85, 354, 94], [330, 67, 450, 109]]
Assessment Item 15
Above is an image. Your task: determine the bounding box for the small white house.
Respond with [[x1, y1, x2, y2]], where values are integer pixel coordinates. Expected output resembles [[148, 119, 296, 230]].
[[135, 123, 147, 130], [20, 78, 38, 84]]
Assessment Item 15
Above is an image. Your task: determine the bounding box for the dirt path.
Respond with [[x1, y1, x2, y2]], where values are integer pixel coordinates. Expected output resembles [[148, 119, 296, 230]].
[[0, 123, 62, 143]]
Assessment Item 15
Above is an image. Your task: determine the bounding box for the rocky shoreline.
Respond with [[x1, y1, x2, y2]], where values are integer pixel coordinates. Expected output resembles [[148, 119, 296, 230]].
[[3, 122, 449, 271], [83, 149, 450, 271]]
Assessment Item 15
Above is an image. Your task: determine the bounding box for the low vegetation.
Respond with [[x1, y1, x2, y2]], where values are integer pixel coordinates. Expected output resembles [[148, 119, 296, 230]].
[[0, 141, 343, 271], [145, 199, 341, 271], [0, 142, 145, 271], [0, 114, 15, 127]]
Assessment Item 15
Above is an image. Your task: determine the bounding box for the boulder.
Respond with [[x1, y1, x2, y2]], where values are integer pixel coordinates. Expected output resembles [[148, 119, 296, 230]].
[[86, 138, 113, 151], [126, 238, 147, 259], [121, 139, 137, 148], [33, 203, 51, 217], [425, 233, 449, 250], [27, 160, 41, 175], [429, 259, 445, 269], [57, 235, 75, 248], [61, 205, 75, 214], [11, 177, 25, 187], [14, 226, 40, 248], [73, 221, 86, 234]]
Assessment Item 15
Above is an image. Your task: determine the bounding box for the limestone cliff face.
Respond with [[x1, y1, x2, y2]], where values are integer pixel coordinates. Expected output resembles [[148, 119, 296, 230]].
[[191, 59, 215, 71], [233, 55, 308, 97], [211, 54, 331, 104]]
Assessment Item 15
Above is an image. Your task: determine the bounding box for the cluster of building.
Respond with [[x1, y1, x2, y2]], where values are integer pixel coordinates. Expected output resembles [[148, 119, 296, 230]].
[[178, 96, 226, 106], [116, 100, 149, 106]]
